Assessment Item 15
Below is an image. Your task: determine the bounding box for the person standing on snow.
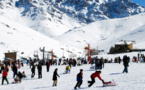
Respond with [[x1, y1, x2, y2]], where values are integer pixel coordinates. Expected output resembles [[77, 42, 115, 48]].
[[119, 56, 121, 64], [37, 63, 42, 78], [123, 55, 129, 73], [137, 53, 140, 61], [88, 71, 104, 87], [21, 60, 24, 67], [74, 59, 77, 67], [74, 69, 83, 89], [95, 57, 100, 70], [101, 57, 105, 68], [12, 64, 18, 78], [58, 58, 61, 65], [31, 65, 35, 78], [77, 58, 81, 66], [18, 59, 21, 69], [52, 68, 60, 86], [46, 61, 50, 72], [68, 59, 72, 68], [1, 68, 9, 85]]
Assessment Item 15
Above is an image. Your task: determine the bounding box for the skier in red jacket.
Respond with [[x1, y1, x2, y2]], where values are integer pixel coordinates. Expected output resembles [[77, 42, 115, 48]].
[[46, 61, 50, 72], [1, 68, 9, 85], [88, 71, 104, 87]]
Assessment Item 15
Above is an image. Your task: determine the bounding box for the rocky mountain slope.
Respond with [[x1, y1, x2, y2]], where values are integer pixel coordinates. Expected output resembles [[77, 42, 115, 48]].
[[0, 0, 145, 37]]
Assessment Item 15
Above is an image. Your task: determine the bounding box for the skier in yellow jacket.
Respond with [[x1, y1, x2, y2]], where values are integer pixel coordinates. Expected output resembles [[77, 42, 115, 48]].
[[65, 65, 70, 73]]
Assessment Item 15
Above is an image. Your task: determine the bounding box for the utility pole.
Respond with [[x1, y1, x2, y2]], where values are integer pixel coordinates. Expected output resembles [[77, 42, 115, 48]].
[[40, 47, 45, 60]]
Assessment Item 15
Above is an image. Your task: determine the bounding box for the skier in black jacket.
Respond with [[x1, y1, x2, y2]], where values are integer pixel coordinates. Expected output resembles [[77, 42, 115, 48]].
[[12, 64, 18, 78], [31, 65, 35, 78], [37, 63, 42, 78], [123, 55, 129, 73], [74, 69, 83, 89], [52, 68, 60, 86], [58, 59, 61, 65]]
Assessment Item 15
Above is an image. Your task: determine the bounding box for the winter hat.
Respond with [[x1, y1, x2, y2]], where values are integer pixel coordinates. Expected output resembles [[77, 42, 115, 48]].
[[80, 69, 83, 71]]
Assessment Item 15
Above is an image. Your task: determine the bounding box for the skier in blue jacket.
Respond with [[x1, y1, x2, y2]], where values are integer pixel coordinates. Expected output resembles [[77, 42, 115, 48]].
[[74, 69, 83, 89]]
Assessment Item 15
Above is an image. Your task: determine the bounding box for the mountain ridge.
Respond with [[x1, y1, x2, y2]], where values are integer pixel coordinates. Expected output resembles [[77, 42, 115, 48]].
[[1, 0, 145, 37]]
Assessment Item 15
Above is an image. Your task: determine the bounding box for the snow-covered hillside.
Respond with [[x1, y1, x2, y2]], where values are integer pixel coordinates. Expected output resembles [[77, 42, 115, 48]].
[[0, 15, 82, 60], [55, 13, 145, 52]]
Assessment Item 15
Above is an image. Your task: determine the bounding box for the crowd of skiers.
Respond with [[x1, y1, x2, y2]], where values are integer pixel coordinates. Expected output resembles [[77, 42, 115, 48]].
[[0, 53, 143, 87]]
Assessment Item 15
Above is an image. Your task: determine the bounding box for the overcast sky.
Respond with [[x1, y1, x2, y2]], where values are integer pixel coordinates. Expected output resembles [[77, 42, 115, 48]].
[[130, 0, 145, 7]]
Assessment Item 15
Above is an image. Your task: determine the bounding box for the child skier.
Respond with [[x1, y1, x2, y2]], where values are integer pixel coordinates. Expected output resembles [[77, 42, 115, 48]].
[[74, 69, 83, 89], [1, 68, 9, 85], [65, 65, 70, 73]]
